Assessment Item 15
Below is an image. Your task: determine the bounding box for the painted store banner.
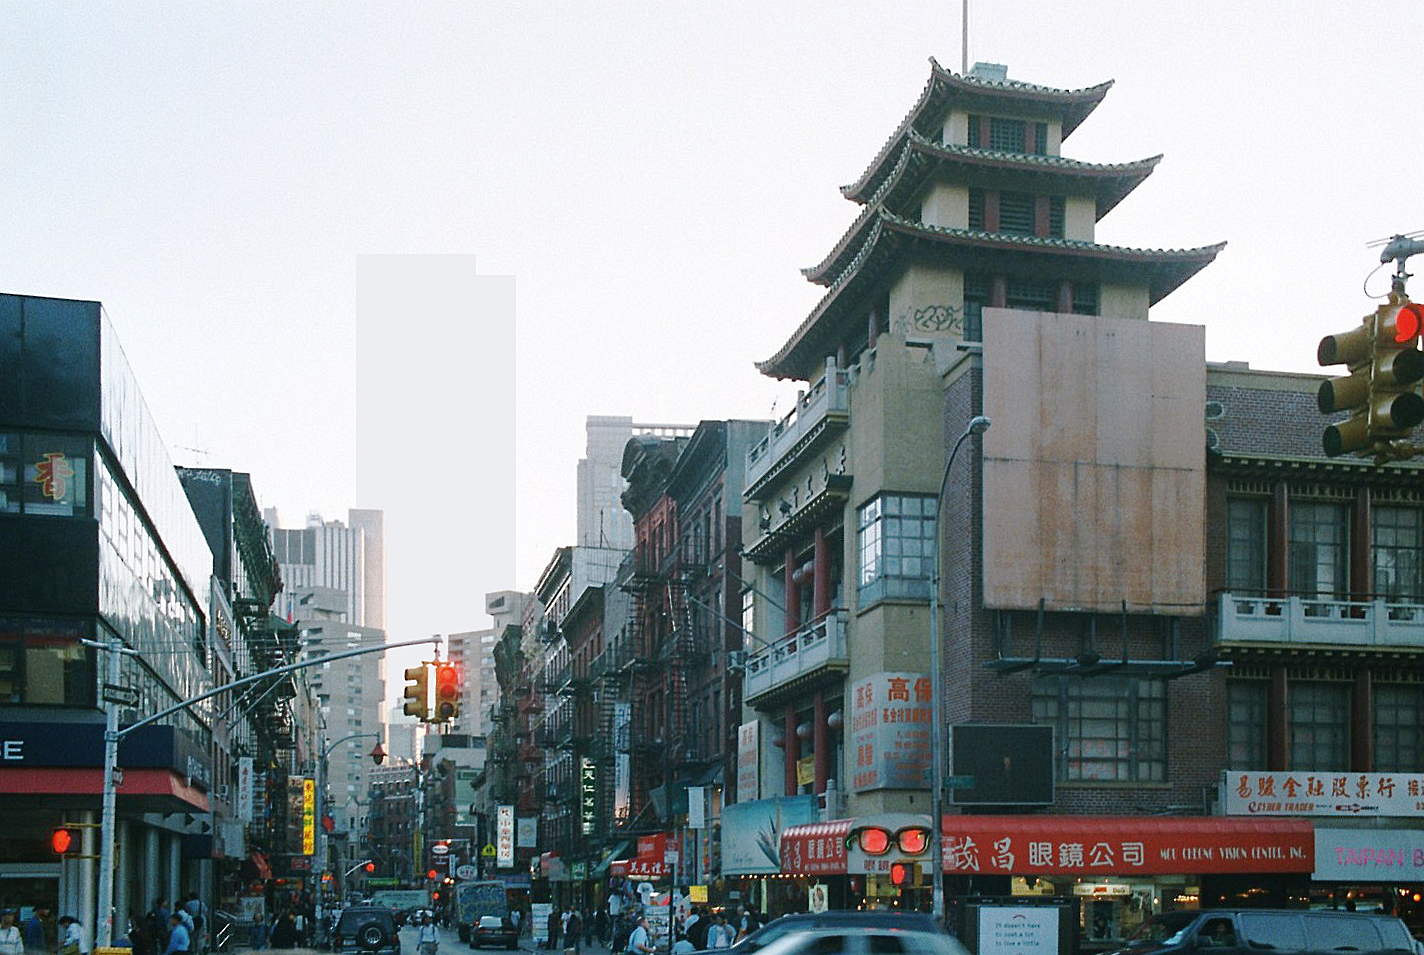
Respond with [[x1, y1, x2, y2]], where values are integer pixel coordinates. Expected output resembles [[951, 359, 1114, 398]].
[[737, 720, 759, 803], [850, 671, 931, 792], [722, 794, 819, 875], [1314, 828, 1424, 880], [302, 778, 315, 855], [780, 816, 1314, 876], [615, 702, 632, 822], [1222, 771, 1424, 817], [626, 833, 679, 880]]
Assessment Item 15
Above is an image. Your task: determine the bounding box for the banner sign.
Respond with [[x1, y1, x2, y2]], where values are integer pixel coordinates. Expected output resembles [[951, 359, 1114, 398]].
[[614, 703, 632, 822], [688, 786, 705, 830], [850, 671, 932, 792], [1222, 771, 1424, 817], [496, 804, 515, 868]]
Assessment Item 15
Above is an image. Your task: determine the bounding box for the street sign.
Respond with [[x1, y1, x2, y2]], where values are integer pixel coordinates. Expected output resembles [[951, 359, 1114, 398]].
[[481, 843, 496, 858], [102, 684, 140, 707], [454, 864, 477, 880], [946, 775, 975, 789], [431, 843, 450, 855]]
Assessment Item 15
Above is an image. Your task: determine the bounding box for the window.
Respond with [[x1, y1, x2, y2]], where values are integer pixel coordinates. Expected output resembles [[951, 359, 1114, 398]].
[[1374, 683, 1424, 772], [968, 190, 985, 231], [858, 494, 936, 604], [0, 617, 95, 707], [1070, 282, 1098, 316], [989, 117, 1026, 152], [1032, 675, 1165, 781], [1373, 505, 1423, 600], [1226, 679, 1268, 769], [1048, 196, 1065, 238], [1006, 278, 1056, 313], [1227, 499, 1268, 593], [998, 192, 1034, 235], [1289, 681, 1349, 770], [1289, 502, 1349, 597], [0, 433, 90, 517]]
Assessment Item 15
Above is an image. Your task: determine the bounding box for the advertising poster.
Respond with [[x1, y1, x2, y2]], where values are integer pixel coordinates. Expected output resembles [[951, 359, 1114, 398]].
[[850, 671, 932, 792], [978, 907, 1059, 955], [302, 778, 315, 855], [530, 903, 552, 946], [721, 794, 817, 874]]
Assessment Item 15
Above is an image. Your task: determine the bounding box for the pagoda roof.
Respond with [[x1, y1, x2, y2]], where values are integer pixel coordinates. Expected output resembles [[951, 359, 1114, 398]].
[[757, 212, 1225, 380], [804, 130, 1163, 287], [842, 59, 1114, 204]]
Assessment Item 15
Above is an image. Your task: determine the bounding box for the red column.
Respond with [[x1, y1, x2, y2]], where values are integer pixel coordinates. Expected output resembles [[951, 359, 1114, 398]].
[[784, 705, 800, 796], [784, 548, 799, 636], [813, 527, 830, 621], [813, 692, 829, 795], [1269, 482, 1289, 597]]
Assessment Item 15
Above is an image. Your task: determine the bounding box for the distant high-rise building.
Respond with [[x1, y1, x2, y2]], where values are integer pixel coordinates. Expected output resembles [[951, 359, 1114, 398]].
[[266, 508, 389, 832], [577, 416, 634, 551], [448, 590, 530, 737], [265, 509, 386, 628]]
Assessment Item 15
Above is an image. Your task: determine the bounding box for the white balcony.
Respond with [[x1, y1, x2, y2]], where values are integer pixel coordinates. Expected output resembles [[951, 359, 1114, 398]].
[[744, 610, 848, 702], [1216, 592, 1424, 649], [745, 358, 849, 497]]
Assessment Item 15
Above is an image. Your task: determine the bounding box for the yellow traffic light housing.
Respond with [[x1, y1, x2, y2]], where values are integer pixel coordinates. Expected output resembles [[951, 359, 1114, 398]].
[[1318, 294, 1424, 457], [403, 664, 432, 721], [434, 663, 460, 723]]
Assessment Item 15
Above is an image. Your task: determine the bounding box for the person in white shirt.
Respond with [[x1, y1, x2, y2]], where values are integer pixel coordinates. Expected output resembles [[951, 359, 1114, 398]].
[[627, 916, 654, 955], [0, 910, 25, 955]]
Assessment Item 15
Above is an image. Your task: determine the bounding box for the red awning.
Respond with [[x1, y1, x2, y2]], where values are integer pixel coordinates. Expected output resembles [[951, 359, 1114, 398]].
[[781, 819, 852, 875], [0, 767, 210, 812], [781, 816, 1314, 876]]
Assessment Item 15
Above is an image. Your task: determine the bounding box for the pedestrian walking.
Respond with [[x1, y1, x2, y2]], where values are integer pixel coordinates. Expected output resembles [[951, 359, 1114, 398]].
[[417, 914, 439, 955], [626, 916, 654, 955], [21, 909, 46, 955], [57, 916, 87, 955], [565, 911, 581, 955], [582, 910, 595, 950], [594, 909, 608, 947], [162, 915, 189, 955], [0, 910, 25, 955], [249, 912, 268, 951]]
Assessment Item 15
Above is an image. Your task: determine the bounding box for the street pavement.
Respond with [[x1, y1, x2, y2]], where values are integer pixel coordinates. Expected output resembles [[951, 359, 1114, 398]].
[[230, 921, 617, 955]]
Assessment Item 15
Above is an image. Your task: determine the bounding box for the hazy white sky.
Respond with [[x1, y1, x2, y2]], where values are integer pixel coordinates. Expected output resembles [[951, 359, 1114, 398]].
[[4, 2, 1423, 696]]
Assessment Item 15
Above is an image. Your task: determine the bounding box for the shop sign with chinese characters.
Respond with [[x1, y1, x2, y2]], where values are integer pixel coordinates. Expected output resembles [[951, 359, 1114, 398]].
[[849, 671, 931, 792], [496, 804, 515, 868], [1221, 771, 1424, 817]]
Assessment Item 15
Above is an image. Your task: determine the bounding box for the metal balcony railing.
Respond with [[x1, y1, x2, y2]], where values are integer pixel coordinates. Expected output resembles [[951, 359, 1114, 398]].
[[744, 610, 848, 701], [1216, 592, 1424, 649], [746, 359, 849, 494]]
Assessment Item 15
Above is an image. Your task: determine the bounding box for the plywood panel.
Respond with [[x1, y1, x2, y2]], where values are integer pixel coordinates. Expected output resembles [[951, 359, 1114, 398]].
[[980, 309, 1205, 614]]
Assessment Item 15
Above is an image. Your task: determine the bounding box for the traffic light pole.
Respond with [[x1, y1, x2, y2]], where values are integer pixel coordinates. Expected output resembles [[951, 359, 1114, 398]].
[[86, 634, 438, 948]]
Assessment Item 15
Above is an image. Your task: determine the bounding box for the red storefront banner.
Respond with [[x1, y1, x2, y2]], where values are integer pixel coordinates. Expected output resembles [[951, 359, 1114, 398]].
[[781, 820, 853, 875], [781, 816, 1314, 876], [619, 832, 679, 879]]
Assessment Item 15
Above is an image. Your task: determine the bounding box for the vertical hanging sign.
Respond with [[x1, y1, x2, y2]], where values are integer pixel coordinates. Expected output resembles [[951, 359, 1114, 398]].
[[497, 804, 515, 868], [302, 778, 316, 855], [236, 756, 254, 824], [580, 758, 597, 835], [687, 786, 705, 829], [737, 720, 759, 803]]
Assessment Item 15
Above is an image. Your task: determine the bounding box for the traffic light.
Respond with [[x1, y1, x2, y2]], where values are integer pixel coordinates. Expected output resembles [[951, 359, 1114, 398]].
[[403, 664, 432, 721], [1319, 295, 1424, 457], [363, 862, 376, 874], [50, 826, 78, 855], [434, 663, 460, 723], [890, 862, 916, 887]]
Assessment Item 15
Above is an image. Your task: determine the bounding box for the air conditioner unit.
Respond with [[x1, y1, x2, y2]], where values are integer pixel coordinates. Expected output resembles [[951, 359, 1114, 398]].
[[727, 651, 746, 670]]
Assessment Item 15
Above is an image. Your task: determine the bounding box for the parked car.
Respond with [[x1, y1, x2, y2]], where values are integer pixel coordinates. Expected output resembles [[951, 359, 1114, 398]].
[[332, 905, 402, 955], [739, 922, 969, 955], [470, 915, 519, 950], [1110, 909, 1416, 955], [692, 911, 948, 955]]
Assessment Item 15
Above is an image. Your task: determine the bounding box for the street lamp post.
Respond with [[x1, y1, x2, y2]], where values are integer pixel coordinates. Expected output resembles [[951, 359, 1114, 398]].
[[315, 733, 384, 907], [928, 415, 990, 923]]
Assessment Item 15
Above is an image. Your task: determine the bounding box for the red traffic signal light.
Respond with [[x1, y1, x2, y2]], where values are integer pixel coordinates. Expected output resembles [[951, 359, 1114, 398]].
[[890, 862, 915, 886], [434, 663, 460, 723], [51, 826, 77, 855], [1318, 296, 1424, 457], [363, 862, 376, 874], [427, 869, 439, 881]]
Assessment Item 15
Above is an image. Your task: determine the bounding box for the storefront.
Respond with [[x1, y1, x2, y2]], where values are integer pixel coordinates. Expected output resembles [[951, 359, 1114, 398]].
[[782, 815, 1315, 949]]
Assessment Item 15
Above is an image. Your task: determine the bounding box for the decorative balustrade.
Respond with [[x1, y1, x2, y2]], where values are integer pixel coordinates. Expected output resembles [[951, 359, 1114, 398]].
[[745, 360, 849, 493], [1216, 592, 1424, 648], [744, 610, 848, 700]]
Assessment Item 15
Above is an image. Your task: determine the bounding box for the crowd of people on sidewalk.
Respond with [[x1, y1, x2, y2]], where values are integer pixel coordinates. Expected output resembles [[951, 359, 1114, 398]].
[[532, 900, 763, 955]]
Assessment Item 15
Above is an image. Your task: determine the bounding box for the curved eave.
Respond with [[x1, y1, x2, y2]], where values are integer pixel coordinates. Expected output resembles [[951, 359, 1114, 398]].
[[843, 58, 1114, 204], [758, 217, 1225, 380], [803, 138, 1162, 287]]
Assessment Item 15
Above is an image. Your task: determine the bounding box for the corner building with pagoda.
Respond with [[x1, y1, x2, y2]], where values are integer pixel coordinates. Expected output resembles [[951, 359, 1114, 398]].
[[723, 58, 1331, 944]]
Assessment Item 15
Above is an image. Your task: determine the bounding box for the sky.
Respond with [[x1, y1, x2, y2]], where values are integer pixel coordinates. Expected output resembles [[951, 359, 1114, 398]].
[[4, 2, 1424, 702]]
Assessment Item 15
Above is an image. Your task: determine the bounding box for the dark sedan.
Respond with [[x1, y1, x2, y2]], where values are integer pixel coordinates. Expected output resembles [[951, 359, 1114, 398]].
[[471, 915, 518, 950]]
